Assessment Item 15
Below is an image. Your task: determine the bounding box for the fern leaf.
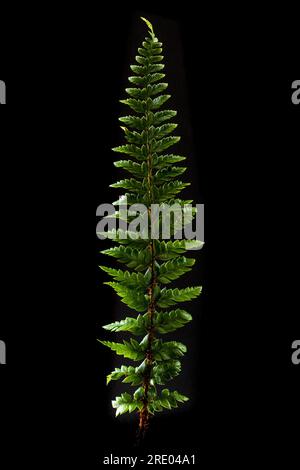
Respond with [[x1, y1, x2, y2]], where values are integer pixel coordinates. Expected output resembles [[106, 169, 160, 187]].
[[148, 389, 189, 414], [113, 160, 148, 178], [101, 245, 152, 271], [157, 257, 195, 284], [125, 83, 168, 99], [107, 365, 144, 386], [104, 282, 148, 312], [152, 339, 187, 361], [128, 73, 165, 86], [157, 286, 202, 308], [110, 178, 144, 192], [103, 314, 149, 336], [153, 181, 190, 202], [112, 392, 143, 416], [112, 144, 146, 161], [154, 240, 204, 259], [98, 17, 203, 430], [152, 360, 181, 384], [152, 110, 177, 125], [152, 136, 181, 153], [99, 339, 144, 360], [99, 266, 151, 289], [154, 309, 192, 333]]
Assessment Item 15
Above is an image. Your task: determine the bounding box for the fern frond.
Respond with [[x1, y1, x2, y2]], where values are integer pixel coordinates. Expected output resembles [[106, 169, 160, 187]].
[[98, 17, 203, 433], [99, 266, 151, 289], [112, 392, 143, 416], [99, 339, 145, 360], [154, 309, 192, 333], [103, 315, 149, 336], [157, 286, 202, 308], [104, 282, 148, 312], [101, 246, 152, 270], [157, 257, 195, 284]]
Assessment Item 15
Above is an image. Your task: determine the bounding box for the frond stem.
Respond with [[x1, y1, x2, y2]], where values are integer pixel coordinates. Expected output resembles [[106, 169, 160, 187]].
[[138, 68, 158, 438]]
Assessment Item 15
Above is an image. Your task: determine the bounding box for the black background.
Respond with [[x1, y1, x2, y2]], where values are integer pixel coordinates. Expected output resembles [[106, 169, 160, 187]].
[[0, 3, 299, 468]]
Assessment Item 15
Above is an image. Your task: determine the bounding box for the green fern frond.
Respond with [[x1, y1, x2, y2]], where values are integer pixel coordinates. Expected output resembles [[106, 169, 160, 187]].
[[97, 17, 203, 436]]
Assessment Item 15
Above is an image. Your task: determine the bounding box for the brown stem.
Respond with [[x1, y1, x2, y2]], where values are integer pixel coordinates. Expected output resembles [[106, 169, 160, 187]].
[[138, 222, 157, 439], [138, 100, 157, 438]]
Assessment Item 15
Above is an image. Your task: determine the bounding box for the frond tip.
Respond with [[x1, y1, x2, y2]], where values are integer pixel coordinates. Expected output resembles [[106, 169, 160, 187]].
[[140, 16, 154, 34]]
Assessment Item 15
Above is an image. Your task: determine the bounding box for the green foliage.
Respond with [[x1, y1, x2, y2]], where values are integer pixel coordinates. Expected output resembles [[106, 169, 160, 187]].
[[154, 309, 192, 333], [153, 180, 190, 203], [103, 308, 192, 336], [148, 389, 189, 413], [112, 392, 143, 416], [152, 360, 181, 384], [157, 257, 195, 283], [101, 246, 152, 271], [152, 339, 187, 360], [98, 18, 203, 426], [154, 239, 204, 259], [106, 364, 146, 386], [97, 229, 149, 248], [104, 282, 149, 312], [99, 338, 145, 360], [103, 314, 149, 336], [99, 266, 151, 289], [157, 286, 202, 308]]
